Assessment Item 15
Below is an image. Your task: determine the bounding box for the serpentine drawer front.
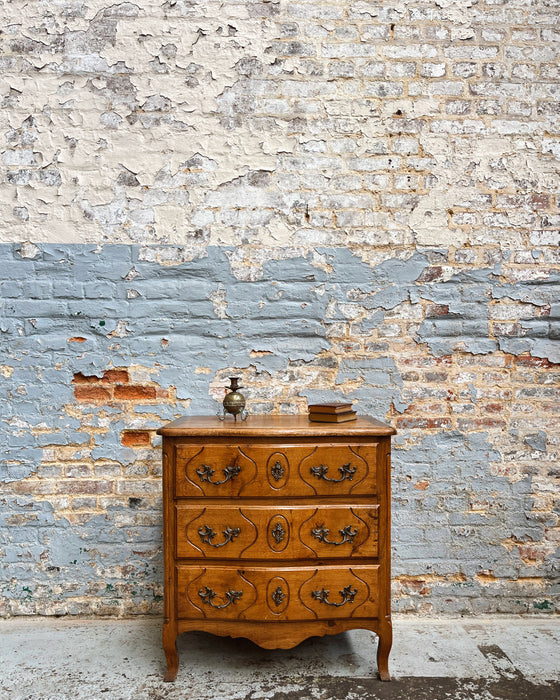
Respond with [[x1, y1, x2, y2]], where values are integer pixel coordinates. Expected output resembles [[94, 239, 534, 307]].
[[157, 415, 395, 682], [175, 443, 378, 498], [176, 565, 380, 621], [175, 504, 379, 559]]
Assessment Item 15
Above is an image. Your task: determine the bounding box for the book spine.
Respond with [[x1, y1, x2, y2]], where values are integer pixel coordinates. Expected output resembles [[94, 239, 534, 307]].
[[308, 412, 357, 422]]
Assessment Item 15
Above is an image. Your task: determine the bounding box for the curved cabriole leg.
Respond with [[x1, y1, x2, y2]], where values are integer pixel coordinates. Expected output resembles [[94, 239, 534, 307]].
[[163, 623, 178, 682], [376, 622, 393, 681]]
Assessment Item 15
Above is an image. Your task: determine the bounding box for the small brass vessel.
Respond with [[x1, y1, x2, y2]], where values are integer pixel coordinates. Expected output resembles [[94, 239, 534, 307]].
[[218, 376, 248, 421]]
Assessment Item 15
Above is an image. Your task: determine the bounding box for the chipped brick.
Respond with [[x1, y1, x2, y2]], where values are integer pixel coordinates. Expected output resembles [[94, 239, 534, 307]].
[[102, 370, 129, 384], [121, 431, 151, 447], [114, 386, 156, 400], [74, 386, 112, 402]]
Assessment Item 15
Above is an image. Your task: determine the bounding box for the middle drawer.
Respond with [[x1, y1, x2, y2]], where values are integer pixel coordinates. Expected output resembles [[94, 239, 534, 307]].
[[175, 504, 379, 560]]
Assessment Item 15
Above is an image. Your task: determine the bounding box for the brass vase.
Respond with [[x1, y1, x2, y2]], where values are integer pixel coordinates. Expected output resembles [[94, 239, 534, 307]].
[[218, 377, 248, 421]]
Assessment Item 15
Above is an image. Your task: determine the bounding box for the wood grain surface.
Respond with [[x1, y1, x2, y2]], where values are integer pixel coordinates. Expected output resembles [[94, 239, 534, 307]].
[[158, 414, 396, 437]]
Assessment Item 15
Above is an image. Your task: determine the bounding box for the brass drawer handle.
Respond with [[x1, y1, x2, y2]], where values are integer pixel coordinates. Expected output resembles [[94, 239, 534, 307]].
[[198, 525, 241, 548], [310, 462, 356, 483], [196, 463, 241, 485], [312, 585, 357, 607], [199, 586, 243, 609], [311, 524, 357, 546]]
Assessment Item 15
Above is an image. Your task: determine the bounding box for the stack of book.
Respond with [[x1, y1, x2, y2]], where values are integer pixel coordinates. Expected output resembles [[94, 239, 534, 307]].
[[308, 402, 357, 423]]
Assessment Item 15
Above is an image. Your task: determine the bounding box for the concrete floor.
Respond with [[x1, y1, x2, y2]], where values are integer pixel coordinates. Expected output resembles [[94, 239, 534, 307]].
[[0, 617, 559, 700]]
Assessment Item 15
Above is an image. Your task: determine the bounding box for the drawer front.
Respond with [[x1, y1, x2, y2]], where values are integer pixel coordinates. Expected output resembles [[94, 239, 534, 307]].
[[175, 443, 378, 498], [175, 505, 379, 560], [176, 565, 380, 621]]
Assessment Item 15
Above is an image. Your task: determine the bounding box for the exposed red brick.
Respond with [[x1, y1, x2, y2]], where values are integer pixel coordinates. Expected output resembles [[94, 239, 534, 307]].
[[102, 369, 129, 384], [425, 304, 449, 318], [414, 479, 430, 491], [418, 266, 443, 282], [518, 544, 547, 564], [396, 417, 452, 429], [73, 372, 100, 384], [515, 355, 557, 368], [481, 403, 504, 414], [74, 386, 112, 402], [68, 337, 87, 343], [155, 388, 170, 399], [10, 481, 54, 496], [121, 431, 151, 447], [114, 385, 157, 400], [73, 369, 129, 385]]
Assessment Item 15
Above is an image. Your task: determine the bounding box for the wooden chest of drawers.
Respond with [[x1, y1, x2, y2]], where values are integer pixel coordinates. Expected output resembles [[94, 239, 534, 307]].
[[157, 415, 395, 682]]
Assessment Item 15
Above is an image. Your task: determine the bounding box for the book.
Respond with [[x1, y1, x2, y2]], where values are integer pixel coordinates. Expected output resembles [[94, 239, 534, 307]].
[[307, 403, 354, 414], [308, 411, 357, 423]]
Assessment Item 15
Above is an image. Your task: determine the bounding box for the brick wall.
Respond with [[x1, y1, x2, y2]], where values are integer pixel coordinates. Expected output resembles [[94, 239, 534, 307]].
[[0, 1, 558, 616]]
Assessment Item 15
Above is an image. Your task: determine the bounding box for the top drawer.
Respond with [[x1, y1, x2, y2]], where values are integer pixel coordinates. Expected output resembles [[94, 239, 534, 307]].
[[174, 443, 378, 498]]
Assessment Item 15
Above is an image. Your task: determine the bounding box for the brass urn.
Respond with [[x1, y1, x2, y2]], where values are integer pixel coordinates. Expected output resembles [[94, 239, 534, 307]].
[[218, 376, 248, 421]]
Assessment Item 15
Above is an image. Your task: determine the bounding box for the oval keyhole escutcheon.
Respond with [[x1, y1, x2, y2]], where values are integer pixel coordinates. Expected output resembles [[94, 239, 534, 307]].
[[267, 576, 290, 615], [267, 514, 290, 553], [266, 452, 289, 490]]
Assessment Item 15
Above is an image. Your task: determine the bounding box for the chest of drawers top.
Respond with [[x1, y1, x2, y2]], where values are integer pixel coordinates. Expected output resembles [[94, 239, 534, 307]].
[[158, 414, 396, 438]]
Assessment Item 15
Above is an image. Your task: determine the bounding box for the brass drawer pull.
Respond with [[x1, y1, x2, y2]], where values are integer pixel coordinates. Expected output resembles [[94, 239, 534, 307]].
[[198, 586, 243, 609], [198, 525, 241, 548], [196, 463, 241, 485], [311, 524, 357, 546], [310, 462, 356, 483], [311, 585, 357, 607]]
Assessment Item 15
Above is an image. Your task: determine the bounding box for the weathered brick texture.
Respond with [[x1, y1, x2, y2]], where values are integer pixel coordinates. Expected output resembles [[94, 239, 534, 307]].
[[0, 1, 559, 617]]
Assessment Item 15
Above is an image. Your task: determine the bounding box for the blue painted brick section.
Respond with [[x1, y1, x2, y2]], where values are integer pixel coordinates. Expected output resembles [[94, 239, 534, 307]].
[[2, 243, 558, 616]]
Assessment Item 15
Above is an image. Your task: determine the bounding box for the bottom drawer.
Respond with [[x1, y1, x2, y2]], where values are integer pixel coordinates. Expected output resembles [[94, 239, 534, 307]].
[[176, 565, 380, 621]]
